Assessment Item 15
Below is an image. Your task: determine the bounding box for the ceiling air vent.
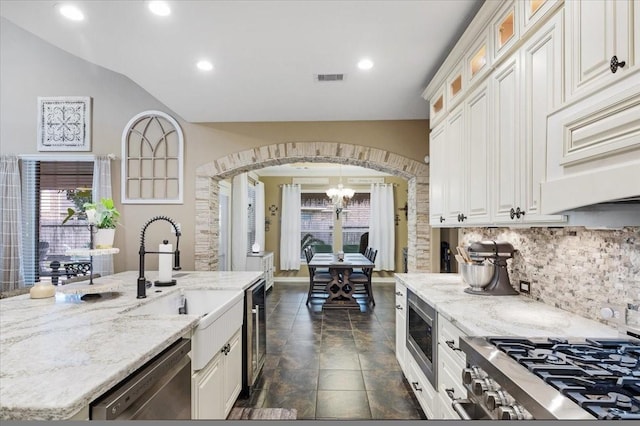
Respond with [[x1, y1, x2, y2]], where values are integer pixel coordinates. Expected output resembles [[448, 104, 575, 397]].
[[315, 73, 345, 82]]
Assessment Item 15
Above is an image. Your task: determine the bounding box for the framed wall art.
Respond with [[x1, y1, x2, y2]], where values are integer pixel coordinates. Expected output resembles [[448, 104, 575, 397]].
[[37, 96, 91, 151]]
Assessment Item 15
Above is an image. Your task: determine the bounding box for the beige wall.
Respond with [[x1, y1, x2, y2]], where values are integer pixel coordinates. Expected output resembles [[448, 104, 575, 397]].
[[1, 19, 428, 274], [260, 175, 408, 277]]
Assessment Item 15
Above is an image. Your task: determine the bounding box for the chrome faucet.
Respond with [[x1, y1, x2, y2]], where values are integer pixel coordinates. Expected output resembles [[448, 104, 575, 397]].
[[137, 216, 181, 299]]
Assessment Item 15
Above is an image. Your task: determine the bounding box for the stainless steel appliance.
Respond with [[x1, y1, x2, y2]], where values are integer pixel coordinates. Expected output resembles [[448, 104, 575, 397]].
[[90, 338, 191, 420], [456, 336, 640, 420], [406, 289, 437, 388], [242, 278, 266, 395], [465, 240, 518, 296]]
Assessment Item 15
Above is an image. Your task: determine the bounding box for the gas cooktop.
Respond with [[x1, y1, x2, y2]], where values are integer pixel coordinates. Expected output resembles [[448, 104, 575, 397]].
[[488, 337, 640, 420]]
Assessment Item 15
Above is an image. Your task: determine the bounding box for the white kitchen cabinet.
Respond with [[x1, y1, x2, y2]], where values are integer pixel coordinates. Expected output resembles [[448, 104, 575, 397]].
[[437, 315, 467, 420], [491, 0, 519, 63], [430, 84, 447, 129], [394, 281, 407, 371], [246, 251, 273, 291], [444, 104, 466, 224], [565, 0, 637, 103], [518, 10, 567, 223], [493, 55, 521, 224], [429, 122, 447, 225], [405, 353, 439, 419], [192, 329, 242, 419], [464, 80, 492, 224]]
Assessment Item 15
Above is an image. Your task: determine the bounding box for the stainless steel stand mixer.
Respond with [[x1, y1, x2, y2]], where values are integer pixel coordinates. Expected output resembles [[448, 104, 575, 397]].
[[465, 240, 518, 295]]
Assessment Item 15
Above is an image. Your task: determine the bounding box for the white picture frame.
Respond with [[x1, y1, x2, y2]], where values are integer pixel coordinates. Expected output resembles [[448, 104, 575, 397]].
[[37, 96, 91, 151]]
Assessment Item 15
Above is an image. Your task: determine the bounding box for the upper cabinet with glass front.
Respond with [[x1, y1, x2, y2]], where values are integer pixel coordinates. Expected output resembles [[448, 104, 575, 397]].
[[446, 60, 465, 109], [429, 83, 447, 129], [492, 1, 519, 63], [466, 29, 491, 86], [521, 0, 561, 34]]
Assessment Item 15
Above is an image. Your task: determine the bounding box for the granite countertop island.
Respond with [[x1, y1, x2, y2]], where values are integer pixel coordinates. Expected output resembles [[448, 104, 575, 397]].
[[0, 270, 262, 421], [395, 273, 620, 338]]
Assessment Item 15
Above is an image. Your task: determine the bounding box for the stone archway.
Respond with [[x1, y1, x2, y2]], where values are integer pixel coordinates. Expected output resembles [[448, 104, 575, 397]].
[[194, 142, 431, 272]]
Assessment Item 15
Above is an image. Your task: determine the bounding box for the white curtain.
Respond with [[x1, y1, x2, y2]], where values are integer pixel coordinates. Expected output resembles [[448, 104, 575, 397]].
[[231, 173, 248, 270], [92, 156, 114, 276], [254, 181, 265, 251], [279, 184, 301, 270], [369, 183, 395, 271], [0, 156, 24, 291]]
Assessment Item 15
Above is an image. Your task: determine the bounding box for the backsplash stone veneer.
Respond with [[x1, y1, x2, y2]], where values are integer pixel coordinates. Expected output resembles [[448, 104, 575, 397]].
[[460, 227, 640, 327]]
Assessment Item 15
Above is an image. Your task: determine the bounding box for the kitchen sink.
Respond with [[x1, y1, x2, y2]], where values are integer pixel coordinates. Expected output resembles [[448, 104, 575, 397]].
[[122, 288, 245, 371], [125, 289, 241, 318]]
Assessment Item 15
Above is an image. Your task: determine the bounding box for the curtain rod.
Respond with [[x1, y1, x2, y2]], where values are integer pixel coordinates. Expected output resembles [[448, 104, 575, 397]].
[[19, 153, 118, 161]]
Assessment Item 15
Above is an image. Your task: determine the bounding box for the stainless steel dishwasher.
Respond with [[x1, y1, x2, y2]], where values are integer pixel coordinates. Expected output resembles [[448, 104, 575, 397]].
[[90, 338, 191, 420]]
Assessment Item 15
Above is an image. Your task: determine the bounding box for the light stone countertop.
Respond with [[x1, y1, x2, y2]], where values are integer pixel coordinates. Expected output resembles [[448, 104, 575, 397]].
[[0, 270, 263, 421], [394, 273, 620, 338]]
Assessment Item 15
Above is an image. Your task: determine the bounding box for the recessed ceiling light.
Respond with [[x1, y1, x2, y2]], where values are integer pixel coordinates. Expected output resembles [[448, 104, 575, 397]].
[[148, 1, 171, 17], [196, 60, 213, 71], [58, 4, 84, 21], [357, 58, 374, 70]]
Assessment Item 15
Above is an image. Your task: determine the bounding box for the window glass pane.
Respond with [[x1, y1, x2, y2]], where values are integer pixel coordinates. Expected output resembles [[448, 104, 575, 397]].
[[342, 193, 370, 252], [300, 192, 333, 257], [26, 161, 93, 284]]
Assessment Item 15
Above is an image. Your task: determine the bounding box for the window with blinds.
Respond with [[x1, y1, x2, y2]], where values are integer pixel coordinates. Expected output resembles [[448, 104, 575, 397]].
[[301, 192, 334, 256], [21, 160, 93, 284], [341, 193, 370, 252]]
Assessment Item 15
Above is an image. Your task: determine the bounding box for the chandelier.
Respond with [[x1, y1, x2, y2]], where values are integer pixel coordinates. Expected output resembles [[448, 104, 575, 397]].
[[326, 172, 355, 219]]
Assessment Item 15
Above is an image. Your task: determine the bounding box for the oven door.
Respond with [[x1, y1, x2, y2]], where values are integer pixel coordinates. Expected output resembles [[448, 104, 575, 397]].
[[406, 289, 437, 388]]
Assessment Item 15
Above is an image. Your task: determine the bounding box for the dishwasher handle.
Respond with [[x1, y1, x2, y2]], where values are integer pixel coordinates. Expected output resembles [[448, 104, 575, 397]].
[[90, 338, 191, 420]]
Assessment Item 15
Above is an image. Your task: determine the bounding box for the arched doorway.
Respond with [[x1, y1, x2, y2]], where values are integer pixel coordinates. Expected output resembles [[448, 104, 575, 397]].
[[194, 142, 431, 272]]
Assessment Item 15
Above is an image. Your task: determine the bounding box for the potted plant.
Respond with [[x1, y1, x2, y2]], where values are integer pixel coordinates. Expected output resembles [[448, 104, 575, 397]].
[[63, 197, 120, 249]]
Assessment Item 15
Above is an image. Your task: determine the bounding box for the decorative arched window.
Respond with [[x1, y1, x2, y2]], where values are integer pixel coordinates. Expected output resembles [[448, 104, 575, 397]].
[[121, 110, 183, 204]]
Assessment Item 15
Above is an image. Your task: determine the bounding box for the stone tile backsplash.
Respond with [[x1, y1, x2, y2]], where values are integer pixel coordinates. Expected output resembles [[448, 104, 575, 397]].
[[460, 227, 640, 328]]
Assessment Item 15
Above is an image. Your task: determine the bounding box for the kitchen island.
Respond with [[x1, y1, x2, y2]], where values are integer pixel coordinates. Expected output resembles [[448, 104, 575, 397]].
[[0, 270, 262, 421]]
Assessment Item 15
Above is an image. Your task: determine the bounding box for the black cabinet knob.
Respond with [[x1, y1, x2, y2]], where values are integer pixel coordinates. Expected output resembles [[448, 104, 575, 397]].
[[439, 216, 445, 223], [610, 55, 626, 73], [510, 207, 516, 220]]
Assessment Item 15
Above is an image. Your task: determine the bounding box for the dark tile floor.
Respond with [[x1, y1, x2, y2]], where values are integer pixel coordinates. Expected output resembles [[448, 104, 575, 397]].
[[233, 282, 426, 420]]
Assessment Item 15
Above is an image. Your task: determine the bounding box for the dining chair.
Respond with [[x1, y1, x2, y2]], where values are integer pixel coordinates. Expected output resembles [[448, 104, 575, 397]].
[[350, 248, 377, 306], [304, 247, 332, 306]]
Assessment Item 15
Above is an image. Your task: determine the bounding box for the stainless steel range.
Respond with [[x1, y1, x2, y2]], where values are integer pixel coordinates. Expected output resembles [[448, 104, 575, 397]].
[[458, 336, 640, 420]]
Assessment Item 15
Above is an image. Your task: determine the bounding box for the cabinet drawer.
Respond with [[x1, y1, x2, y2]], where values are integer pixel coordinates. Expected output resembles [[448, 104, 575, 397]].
[[438, 315, 467, 365], [438, 343, 467, 401], [406, 355, 438, 419]]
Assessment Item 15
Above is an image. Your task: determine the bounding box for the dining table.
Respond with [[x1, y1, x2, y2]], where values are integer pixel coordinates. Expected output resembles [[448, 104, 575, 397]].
[[308, 252, 374, 308]]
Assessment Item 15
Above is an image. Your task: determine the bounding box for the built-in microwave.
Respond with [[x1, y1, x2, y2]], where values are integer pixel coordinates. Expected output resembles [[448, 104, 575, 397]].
[[406, 289, 437, 388]]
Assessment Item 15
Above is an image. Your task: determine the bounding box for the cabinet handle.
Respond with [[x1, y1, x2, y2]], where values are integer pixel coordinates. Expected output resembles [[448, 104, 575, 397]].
[[439, 216, 445, 223], [445, 388, 455, 399], [509, 207, 516, 220], [610, 55, 626, 73], [395, 304, 403, 310], [411, 381, 422, 392], [459, 213, 467, 222], [514, 207, 526, 219], [446, 340, 463, 352], [395, 291, 403, 296]]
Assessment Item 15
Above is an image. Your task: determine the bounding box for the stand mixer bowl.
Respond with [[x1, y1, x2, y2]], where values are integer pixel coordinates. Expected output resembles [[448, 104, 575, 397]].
[[459, 262, 495, 291]]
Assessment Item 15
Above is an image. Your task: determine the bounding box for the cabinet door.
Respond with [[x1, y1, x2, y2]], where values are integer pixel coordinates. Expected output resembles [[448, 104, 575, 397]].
[[193, 353, 224, 419], [520, 10, 566, 223], [493, 56, 521, 223], [223, 331, 243, 417], [565, 0, 633, 100], [429, 123, 447, 225], [465, 81, 492, 224], [445, 105, 466, 224], [395, 282, 407, 371]]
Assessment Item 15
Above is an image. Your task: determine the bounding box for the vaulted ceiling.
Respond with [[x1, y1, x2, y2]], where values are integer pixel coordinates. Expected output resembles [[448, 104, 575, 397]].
[[1, 0, 482, 123]]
